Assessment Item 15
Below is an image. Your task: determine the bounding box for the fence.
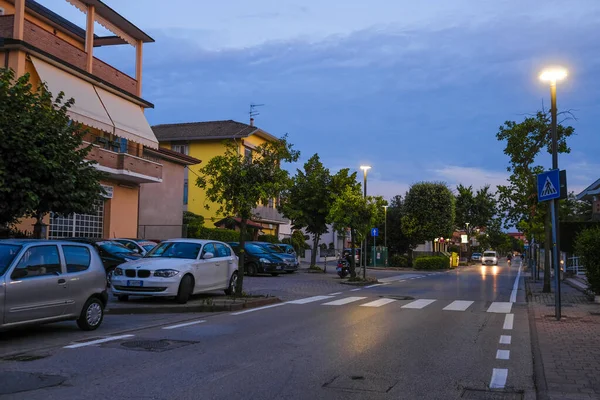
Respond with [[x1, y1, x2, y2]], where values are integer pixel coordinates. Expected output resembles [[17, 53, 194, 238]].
[[566, 256, 586, 276]]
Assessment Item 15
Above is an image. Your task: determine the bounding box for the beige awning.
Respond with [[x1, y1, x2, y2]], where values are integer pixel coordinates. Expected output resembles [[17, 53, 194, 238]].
[[95, 86, 158, 149], [31, 57, 114, 134]]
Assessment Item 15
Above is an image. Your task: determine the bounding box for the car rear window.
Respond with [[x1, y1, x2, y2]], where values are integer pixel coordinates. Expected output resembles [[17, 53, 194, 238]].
[[63, 245, 91, 273], [484, 252, 496, 257]]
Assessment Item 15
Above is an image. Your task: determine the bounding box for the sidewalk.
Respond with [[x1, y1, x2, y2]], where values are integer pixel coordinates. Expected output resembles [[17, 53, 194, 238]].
[[526, 273, 600, 400]]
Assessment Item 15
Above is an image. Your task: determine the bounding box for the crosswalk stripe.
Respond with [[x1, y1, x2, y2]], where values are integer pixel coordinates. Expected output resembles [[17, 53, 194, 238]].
[[401, 299, 436, 309], [287, 295, 333, 304], [322, 296, 367, 306], [360, 298, 397, 308], [486, 302, 513, 313], [443, 300, 474, 311]]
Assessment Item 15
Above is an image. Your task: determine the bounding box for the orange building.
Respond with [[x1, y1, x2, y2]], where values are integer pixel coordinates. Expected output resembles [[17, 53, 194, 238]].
[[1, 0, 161, 238]]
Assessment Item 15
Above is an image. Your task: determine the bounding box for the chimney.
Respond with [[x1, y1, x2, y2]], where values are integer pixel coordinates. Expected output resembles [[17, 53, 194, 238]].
[[250, 117, 254, 126]]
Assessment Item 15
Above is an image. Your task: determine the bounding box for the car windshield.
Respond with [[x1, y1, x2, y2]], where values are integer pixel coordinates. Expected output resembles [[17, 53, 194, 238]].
[[246, 243, 269, 254], [142, 244, 156, 252], [263, 244, 284, 253], [472, 253, 482, 256], [98, 241, 135, 254], [145, 242, 202, 259], [0, 244, 22, 276], [484, 252, 496, 257]]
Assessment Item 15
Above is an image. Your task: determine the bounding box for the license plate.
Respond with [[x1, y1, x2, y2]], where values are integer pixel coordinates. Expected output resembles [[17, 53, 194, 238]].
[[276, 266, 282, 270], [127, 280, 143, 287]]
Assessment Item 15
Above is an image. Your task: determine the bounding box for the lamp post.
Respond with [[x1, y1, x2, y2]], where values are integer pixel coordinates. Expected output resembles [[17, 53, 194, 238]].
[[359, 165, 371, 277], [540, 67, 567, 321], [384, 205, 388, 266], [465, 222, 470, 260]]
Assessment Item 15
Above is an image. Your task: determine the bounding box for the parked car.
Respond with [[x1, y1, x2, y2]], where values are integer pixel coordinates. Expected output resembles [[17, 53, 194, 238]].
[[251, 242, 299, 273], [111, 239, 238, 304], [481, 251, 498, 265], [114, 238, 157, 256], [471, 252, 482, 262], [228, 242, 287, 276], [277, 243, 297, 258], [63, 238, 142, 277], [0, 240, 108, 331]]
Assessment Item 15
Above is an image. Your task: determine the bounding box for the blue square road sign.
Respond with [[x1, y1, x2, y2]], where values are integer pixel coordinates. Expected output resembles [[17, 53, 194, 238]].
[[371, 228, 379, 237], [537, 169, 561, 202]]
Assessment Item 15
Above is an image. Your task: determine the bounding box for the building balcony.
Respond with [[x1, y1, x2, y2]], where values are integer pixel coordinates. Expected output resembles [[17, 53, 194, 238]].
[[0, 15, 138, 96], [86, 142, 162, 184], [252, 205, 288, 225]]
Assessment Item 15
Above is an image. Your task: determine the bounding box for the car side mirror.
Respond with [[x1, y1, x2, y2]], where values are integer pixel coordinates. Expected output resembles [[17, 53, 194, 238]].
[[202, 252, 214, 260], [11, 268, 28, 280]]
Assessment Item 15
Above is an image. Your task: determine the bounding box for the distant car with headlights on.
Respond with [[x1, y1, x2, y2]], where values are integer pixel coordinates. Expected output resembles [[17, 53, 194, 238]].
[[111, 239, 238, 304], [481, 251, 498, 265]]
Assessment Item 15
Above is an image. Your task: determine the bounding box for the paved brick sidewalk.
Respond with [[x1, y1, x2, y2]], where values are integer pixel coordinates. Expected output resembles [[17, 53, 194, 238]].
[[526, 274, 600, 400]]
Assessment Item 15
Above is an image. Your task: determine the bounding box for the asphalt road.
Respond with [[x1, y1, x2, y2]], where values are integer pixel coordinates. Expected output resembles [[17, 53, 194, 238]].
[[0, 260, 535, 399]]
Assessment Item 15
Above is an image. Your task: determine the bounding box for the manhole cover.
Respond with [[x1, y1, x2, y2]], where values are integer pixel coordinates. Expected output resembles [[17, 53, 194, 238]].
[[2, 354, 49, 362], [381, 295, 414, 301], [118, 339, 196, 352], [462, 389, 523, 399], [323, 374, 397, 393]]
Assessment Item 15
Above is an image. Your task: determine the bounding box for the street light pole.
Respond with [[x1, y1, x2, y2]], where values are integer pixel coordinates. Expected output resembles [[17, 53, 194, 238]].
[[360, 165, 371, 278], [384, 205, 388, 266]]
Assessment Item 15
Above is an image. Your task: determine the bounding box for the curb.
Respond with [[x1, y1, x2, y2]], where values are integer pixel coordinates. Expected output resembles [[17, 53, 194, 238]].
[[106, 296, 281, 315], [563, 278, 592, 296], [524, 278, 549, 400]]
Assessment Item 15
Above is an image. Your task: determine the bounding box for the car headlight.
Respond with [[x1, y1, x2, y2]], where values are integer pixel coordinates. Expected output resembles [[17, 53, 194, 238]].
[[154, 269, 180, 278], [114, 267, 123, 276], [259, 258, 272, 264]]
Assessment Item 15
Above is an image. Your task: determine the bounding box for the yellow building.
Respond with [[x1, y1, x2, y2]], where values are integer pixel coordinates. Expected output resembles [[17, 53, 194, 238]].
[[152, 119, 290, 236], [1, 0, 160, 238]]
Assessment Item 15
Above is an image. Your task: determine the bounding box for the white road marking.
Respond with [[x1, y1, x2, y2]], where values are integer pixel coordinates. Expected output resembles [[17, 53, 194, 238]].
[[364, 283, 385, 288], [379, 275, 411, 283], [350, 288, 362, 292], [496, 350, 510, 360], [360, 298, 397, 308], [286, 295, 333, 304], [322, 296, 367, 306], [401, 299, 436, 309], [510, 264, 522, 303], [499, 335, 512, 344], [327, 292, 343, 296], [503, 314, 514, 330], [162, 320, 206, 330], [64, 334, 134, 349], [486, 302, 513, 313], [443, 300, 474, 311], [490, 368, 508, 389], [230, 303, 286, 315]]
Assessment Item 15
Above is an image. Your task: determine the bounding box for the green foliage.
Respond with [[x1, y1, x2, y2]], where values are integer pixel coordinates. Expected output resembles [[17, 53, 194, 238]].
[[402, 182, 455, 246], [389, 254, 410, 268], [183, 211, 205, 227], [574, 226, 600, 294], [455, 184, 496, 234], [414, 256, 450, 270], [257, 234, 280, 243], [0, 69, 104, 229], [189, 226, 251, 243], [319, 243, 327, 250], [381, 195, 412, 256], [559, 192, 592, 222], [196, 135, 299, 294], [281, 231, 310, 255]]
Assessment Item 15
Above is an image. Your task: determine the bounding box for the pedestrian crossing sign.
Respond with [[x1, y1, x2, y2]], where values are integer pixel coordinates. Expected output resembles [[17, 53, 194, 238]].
[[537, 169, 561, 202]]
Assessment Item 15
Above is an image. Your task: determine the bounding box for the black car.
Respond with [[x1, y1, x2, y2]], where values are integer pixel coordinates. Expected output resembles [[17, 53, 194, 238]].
[[63, 238, 142, 276], [251, 242, 299, 273], [228, 242, 286, 276]]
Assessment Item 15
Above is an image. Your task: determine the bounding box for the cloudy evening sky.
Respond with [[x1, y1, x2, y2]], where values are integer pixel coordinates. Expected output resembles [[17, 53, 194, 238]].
[[39, 0, 600, 199]]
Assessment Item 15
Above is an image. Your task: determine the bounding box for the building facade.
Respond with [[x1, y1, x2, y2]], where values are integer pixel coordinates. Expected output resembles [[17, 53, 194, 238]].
[[1, 0, 160, 238], [577, 178, 600, 221]]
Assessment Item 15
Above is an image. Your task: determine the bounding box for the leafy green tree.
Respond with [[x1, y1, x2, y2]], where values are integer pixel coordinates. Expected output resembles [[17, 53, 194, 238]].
[[455, 185, 496, 234], [383, 195, 412, 256], [197, 136, 299, 294], [402, 182, 455, 250], [496, 110, 574, 292], [559, 192, 592, 222], [0, 69, 104, 235], [575, 226, 600, 294]]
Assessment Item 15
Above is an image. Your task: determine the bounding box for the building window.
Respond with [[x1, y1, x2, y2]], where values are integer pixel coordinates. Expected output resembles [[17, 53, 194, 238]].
[[244, 147, 253, 160], [183, 179, 189, 205], [119, 137, 128, 153], [172, 144, 189, 155], [49, 202, 104, 239]]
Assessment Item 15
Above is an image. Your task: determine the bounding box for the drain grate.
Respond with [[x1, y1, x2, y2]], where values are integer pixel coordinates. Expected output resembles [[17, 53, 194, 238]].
[[117, 339, 196, 353], [462, 389, 523, 399], [2, 354, 49, 362], [323, 374, 398, 393]]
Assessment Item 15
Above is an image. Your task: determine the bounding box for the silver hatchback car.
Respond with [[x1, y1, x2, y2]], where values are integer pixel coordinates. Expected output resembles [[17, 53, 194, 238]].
[[0, 240, 108, 331]]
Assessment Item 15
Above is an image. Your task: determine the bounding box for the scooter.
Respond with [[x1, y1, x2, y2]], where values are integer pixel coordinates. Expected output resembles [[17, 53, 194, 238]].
[[336, 258, 350, 278]]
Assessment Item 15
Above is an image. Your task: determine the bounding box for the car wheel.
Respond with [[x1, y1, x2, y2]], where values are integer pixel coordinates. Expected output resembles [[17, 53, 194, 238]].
[[117, 295, 129, 302], [224, 272, 238, 295], [176, 275, 194, 304], [76, 297, 104, 331], [247, 263, 258, 276]]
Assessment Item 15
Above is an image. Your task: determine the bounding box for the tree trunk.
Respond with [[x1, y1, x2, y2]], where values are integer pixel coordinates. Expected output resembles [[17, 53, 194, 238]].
[[543, 204, 552, 293], [236, 219, 247, 296], [311, 233, 320, 267], [32, 212, 46, 239], [349, 228, 357, 278]]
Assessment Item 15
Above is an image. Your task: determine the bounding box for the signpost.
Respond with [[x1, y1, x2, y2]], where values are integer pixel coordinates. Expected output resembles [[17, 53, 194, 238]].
[[371, 228, 379, 267]]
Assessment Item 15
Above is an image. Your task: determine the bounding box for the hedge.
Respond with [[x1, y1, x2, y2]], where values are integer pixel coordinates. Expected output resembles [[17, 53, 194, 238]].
[[188, 226, 251, 243], [257, 234, 280, 243], [414, 256, 449, 270], [574, 226, 600, 294], [389, 254, 410, 267]]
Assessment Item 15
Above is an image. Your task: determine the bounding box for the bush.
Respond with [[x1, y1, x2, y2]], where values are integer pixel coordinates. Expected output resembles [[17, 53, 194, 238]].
[[574, 226, 600, 294], [389, 254, 410, 267], [414, 256, 450, 270], [183, 211, 204, 227], [189, 226, 251, 243], [257, 234, 280, 243]]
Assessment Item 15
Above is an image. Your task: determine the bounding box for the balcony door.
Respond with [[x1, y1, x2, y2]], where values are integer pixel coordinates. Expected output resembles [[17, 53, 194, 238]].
[[49, 201, 105, 239]]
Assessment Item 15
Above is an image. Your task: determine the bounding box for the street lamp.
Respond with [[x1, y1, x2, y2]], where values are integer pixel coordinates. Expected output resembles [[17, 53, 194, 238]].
[[383, 205, 388, 266], [360, 165, 371, 198], [359, 165, 371, 276], [540, 66, 567, 321]]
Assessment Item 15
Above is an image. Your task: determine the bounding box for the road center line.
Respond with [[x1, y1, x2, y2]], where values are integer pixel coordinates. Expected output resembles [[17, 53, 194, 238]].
[[509, 264, 522, 303], [490, 368, 508, 389], [64, 334, 134, 349], [350, 288, 362, 292], [327, 292, 343, 296], [230, 303, 286, 315], [503, 314, 514, 330], [364, 283, 385, 288], [499, 335, 512, 344], [496, 350, 510, 360], [162, 320, 206, 330]]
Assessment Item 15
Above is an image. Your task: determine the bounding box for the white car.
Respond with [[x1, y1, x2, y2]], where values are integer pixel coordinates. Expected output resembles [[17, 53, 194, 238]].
[[111, 239, 238, 304], [481, 251, 498, 265]]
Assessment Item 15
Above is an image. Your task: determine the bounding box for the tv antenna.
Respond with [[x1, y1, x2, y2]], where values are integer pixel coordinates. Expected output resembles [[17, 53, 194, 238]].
[[249, 103, 264, 119]]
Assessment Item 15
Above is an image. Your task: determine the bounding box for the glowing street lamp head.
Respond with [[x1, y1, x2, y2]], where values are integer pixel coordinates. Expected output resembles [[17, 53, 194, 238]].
[[539, 67, 567, 83], [360, 165, 372, 171]]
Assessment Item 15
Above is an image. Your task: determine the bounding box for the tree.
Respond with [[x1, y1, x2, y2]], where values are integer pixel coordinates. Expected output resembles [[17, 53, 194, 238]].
[[560, 192, 592, 222], [402, 182, 455, 251], [455, 184, 496, 234], [0, 69, 104, 235], [279, 154, 331, 267], [197, 136, 299, 295], [383, 195, 412, 256], [496, 110, 574, 292]]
